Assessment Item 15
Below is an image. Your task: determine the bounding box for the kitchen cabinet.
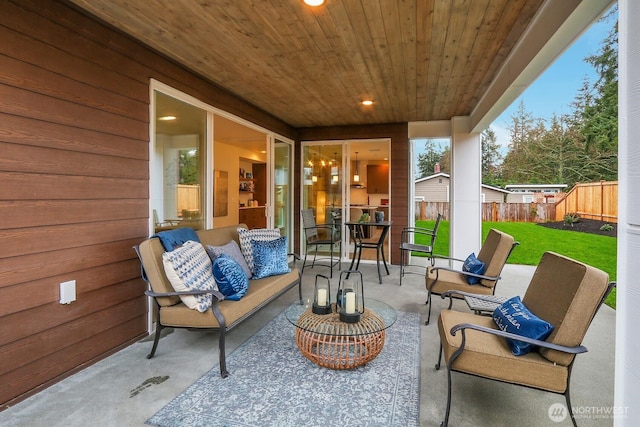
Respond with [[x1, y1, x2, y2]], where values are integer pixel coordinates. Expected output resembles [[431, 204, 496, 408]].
[[239, 206, 266, 229], [367, 164, 389, 194]]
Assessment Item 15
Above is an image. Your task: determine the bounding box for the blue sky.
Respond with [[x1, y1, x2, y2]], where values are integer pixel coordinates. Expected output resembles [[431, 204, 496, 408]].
[[491, 8, 616, 151]]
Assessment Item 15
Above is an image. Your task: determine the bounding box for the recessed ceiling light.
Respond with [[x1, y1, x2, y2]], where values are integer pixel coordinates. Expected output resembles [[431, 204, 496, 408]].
[[361, 100, 374, 106], [304, 0, 324, 6], [158, 115, 176, 121]]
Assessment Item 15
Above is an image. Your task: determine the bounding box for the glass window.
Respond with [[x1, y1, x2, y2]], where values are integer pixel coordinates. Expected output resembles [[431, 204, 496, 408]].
[[152, 91, 207, 232]]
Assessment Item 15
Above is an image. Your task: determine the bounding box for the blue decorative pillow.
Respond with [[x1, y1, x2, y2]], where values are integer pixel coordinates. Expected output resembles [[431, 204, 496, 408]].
[[154, 227, 200, 251], [462, 252, 485, 285], [251, 236, 291, 279], [492, 296, 554, 356], [213, 254, 249, 301], [206, 240, 252, 279], [237, 227, 281, 274]]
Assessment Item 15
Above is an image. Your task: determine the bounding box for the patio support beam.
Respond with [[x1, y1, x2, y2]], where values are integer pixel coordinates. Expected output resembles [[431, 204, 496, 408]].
[[449, 116, 482, 260], [615, 0, 640, 423]]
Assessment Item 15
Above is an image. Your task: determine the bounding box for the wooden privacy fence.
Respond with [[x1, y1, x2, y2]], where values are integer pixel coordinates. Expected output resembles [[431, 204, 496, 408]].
[[416, 201, 554, 223], [555, 181, 618, 223], [177, 184, 201, 217]]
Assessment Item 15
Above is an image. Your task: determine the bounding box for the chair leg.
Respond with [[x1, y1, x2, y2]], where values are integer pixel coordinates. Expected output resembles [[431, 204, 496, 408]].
[[210, 303, 229, 378], [442, 364, 454, 427], [302, 250, 309, 275], [565, 379, 578, 427], [399, 249, 406, 286], [425, 290, 432, 325], [312, 245, 318, 268], [147, 322, 164, 359], [380, 244, 389, 275], [329, 241, 334, 278], [435, 342, 444, 370], [375, 246, 382, 284]]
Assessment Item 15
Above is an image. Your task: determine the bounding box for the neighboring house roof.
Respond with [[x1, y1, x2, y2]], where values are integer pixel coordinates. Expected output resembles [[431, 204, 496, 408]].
[[415, 173, 511, 194], [504, 184, 568, 191]]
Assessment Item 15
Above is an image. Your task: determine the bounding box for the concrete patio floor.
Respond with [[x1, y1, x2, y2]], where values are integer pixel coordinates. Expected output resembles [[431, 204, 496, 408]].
[[1, 257, 616, 426]]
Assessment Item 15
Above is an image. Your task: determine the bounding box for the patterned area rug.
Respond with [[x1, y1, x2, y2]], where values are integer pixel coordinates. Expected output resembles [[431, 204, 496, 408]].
[[147, 310, 421, 427]]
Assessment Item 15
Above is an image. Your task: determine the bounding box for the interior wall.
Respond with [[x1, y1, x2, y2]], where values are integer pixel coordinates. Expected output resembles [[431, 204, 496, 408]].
[[0, 0, 294, 408]]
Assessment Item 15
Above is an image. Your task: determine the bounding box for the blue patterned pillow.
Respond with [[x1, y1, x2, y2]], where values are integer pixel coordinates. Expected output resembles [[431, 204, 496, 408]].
[[493, 296, 554, 356], [237, 227, 281, 274], [162, 240, 218, 312], [251, 236, 291, 279], [213, 254, 249, 301], [462, 252, 485, 285]]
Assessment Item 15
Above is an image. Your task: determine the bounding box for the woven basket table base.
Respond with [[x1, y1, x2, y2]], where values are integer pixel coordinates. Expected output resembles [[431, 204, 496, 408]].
[[295, 307, 386, 370]]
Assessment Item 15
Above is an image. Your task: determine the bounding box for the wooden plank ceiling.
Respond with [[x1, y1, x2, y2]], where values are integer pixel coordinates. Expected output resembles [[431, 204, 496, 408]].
[[69, 0, 544, 128]]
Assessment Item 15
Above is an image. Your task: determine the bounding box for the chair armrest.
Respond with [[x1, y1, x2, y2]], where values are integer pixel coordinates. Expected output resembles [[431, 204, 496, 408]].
[[441, 290, 506, 302], [145, 288, 225, 301], [430, 254, 466, 263], [450, 322, 588, 354], [430, 266, 501, 282]]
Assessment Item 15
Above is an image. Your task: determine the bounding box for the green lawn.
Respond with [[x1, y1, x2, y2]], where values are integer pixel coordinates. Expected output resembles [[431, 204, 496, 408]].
[[415, 220, 617, 308]]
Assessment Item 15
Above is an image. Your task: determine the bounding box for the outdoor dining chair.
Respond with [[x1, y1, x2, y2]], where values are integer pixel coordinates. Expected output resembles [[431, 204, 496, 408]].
[[301, 208, 341, 278], [399, 213, 442, 285]]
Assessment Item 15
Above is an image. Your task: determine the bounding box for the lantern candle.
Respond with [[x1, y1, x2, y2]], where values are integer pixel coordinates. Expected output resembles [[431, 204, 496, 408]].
[[345, 291, 356, 314], [317, 288, 327, 306]]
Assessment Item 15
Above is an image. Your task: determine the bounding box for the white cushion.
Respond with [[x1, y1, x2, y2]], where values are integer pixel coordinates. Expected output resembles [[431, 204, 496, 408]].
[[162, 240, 218, 312], [237, 227, 281, 274]]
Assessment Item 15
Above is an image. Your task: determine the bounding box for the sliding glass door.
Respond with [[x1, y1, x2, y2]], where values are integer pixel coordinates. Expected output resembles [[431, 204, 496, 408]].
[[274, 139, 293, 246]]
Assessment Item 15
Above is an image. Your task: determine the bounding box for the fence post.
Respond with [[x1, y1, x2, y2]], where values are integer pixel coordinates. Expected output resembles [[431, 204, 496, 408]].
[[420, 201, 426, 220]]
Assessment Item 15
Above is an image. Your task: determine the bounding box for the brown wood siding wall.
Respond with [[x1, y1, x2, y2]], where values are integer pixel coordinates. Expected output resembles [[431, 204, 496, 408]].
[[0, 0, 295, 408], [298, 124, 409, 264]]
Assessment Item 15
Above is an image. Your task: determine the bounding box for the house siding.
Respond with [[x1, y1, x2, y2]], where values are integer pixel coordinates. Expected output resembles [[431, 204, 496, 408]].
[[0, 0, 295, 407], [415, 176, 449, 202]]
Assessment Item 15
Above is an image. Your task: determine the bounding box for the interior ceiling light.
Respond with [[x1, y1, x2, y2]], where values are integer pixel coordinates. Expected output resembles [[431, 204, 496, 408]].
[[361, 100, 374, 106], [353, 151, 360, 182], [158, 115, 176, 121], [304, 0, 324, 6]]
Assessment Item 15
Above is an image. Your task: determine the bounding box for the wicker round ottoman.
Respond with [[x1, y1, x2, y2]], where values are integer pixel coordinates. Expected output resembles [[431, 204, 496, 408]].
[[293, 306, 387, 370]]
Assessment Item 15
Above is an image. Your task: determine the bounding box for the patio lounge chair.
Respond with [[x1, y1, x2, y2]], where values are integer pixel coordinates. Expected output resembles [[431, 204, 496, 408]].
[[424, 228, 518, 325], [436, 251, 615, 427]]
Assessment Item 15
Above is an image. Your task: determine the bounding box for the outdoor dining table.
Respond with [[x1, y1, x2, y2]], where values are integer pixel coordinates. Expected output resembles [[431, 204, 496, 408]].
[[344, 221, 392, 284]]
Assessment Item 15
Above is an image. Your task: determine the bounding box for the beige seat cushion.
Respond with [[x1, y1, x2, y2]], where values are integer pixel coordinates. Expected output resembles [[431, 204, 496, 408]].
[[159, 269, 299, 328], [438, 309, 569, 393], [426, 229, 515, 296], [427, 268, 496, 296]]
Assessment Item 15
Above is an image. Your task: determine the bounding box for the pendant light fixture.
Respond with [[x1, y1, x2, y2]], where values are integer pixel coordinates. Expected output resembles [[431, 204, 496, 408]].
[[353, 151, 360, 182], [331, 152, 339, 184]]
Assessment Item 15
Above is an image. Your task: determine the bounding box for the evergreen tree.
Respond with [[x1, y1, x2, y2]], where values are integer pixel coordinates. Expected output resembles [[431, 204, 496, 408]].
[[416, 140, 443, 178], [481, 128, 503, 186]]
